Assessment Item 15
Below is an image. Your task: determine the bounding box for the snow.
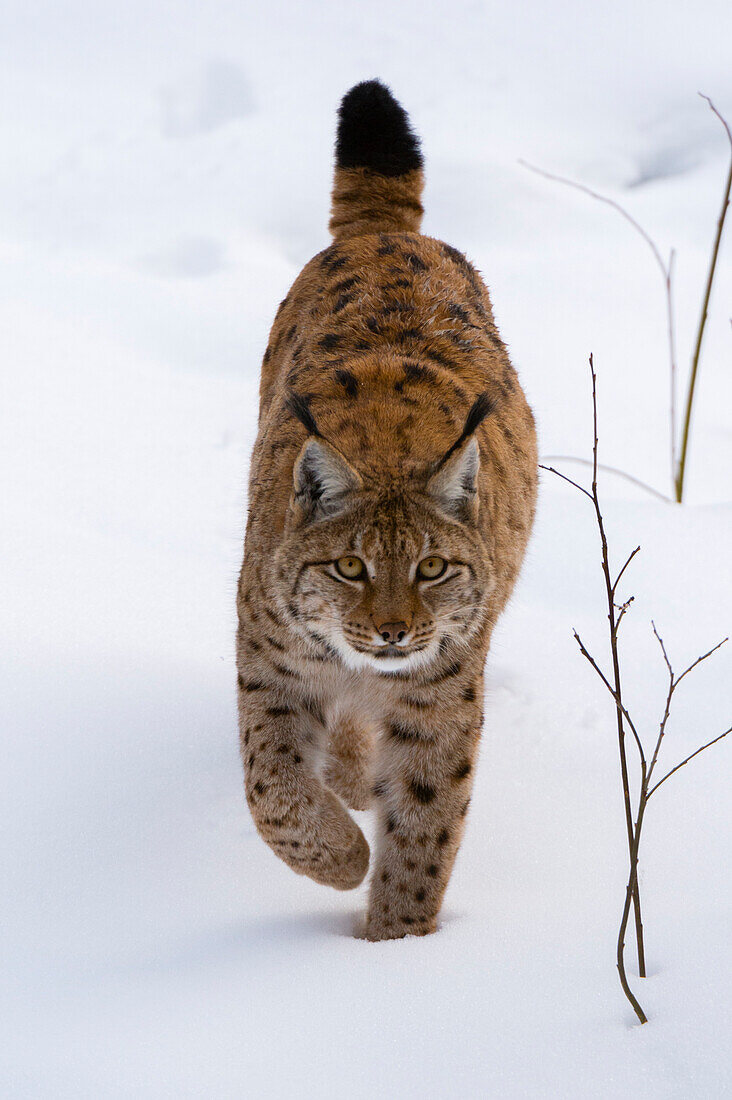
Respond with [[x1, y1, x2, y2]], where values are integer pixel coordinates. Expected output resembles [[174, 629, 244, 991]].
[[2, 0, 731, 1095]]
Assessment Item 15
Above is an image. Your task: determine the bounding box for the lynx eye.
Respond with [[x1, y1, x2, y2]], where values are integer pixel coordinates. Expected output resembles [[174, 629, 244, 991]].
[[417, 555, 447, 580], [335, 555, 365, 579]]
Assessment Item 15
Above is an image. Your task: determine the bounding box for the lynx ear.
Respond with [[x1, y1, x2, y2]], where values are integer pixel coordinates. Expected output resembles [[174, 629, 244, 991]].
[[427, 393, 493, 521], [293, 438, 362, 520], [427, 435, 480, 521]]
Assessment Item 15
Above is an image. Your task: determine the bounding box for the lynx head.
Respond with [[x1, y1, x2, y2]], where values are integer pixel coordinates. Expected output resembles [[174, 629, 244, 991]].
[[274, 395, 494, 674]]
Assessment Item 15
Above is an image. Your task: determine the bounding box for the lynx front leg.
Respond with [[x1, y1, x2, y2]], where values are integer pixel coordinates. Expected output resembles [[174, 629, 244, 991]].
[[366, 699, 481, 940], [239, 678, 369, 890], [323, 713, 375, 812]]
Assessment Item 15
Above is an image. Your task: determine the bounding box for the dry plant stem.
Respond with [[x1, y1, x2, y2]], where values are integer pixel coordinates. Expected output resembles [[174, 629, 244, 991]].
[[544, 356, 648, 984], [647, 726, 732, 797], [645, 624, 730, 797], [586, 364, 647, 982], [543, 356, 732, 1025], [543, 356, 648, 1019], [525, 97, 732, 503], [521, 160, 678, 491], [541, 456, 671, 502], [620, 628, 731, 1025], [666, 251, 678, 477], [617, 800, 648, 1024], [572, 631, 646, 774], [675, 95, 732, 503]]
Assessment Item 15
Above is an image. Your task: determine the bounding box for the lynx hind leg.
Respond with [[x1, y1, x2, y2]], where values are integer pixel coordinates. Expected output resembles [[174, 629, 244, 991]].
[[323, 712, 375, 812], [239, 681, 369, 890], [365, 694, 482, 940]]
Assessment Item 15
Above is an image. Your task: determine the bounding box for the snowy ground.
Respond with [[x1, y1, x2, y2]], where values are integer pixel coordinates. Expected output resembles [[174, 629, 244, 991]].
[[2, 1, 732, 1096]]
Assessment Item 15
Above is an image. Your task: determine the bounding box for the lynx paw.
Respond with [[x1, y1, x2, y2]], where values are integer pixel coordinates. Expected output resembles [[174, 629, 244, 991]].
[[310, 824, 370, 890], [362, 913, 437, 942], [323, 756, 372, 812], [266, 790, 370, 891]]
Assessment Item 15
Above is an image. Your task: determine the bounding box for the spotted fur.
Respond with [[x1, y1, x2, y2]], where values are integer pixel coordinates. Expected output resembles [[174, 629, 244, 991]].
[[237, 79, 537, 940]]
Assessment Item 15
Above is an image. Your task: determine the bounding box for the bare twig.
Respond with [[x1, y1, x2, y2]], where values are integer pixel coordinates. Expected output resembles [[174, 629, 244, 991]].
[[587, 356, 648, 985], [521, 160, 678, 492], [543, 356, 731, 1025], [615, 596, 635, 631], [613, 547, 642, 596], [519, 160, 668, 276], [577, 356, 648, 987], [546, 358, 649, 1015], [538, 462, 594, 501], [617, 806, 648, 1025], [646, 623, 729, 790], [676, 636, 728, 688], [526, 96, 732, 503], [574, 630, 647, 771], [675, 95, 732, 502], [648, 727, 732, 798], [652, 621, 674, 678], [667, 250, 678, 476], [541, 456, 671, 502], [646, 622, 677, 784]]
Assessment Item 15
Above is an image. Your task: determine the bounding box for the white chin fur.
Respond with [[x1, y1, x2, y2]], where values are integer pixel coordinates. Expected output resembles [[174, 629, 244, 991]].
[[326, 633, 437, 675]]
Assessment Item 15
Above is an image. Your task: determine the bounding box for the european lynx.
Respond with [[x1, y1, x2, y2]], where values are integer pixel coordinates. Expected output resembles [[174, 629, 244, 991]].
[[238, 80, 537, 940]]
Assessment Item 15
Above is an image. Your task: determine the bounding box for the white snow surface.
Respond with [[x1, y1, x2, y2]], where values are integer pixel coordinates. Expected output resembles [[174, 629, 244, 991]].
[[2, 1, 732, 1096]]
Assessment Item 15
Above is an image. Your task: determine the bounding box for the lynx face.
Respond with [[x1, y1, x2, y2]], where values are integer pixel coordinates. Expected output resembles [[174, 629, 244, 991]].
[[276, 436, 493, 674]]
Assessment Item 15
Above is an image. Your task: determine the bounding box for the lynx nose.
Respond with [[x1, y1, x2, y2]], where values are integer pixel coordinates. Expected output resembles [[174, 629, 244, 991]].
[[376, 621, 410, 644]]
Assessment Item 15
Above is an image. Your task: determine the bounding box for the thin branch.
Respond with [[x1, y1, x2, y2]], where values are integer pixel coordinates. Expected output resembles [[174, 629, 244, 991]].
[[651, 622, 727, 689], [646, 625, 728, 786], [701, 92, 732, 149], [615, 596, 635, 631], [541, 456, 671, 502], [617, 801, 649, 1025], [546, 350, 731, 1022], [538, 463, 594, 502], [647, 622, 677, 784], [520, 160, 679, 496], [550, 355, 648, 983], [652, 620, 674, 678], [613, 546, 642, 595], [667, 250, 678, 477], [519, 160, 669, 278], [676, 637, 728, 688], [574, 630, 647, 771], [590, 354, 599, 489], [675, 95, 732, 501], [647, 727, 732, 798]]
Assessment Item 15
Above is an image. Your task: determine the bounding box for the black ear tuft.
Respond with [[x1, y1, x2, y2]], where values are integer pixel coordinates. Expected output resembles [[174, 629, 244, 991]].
[[463, 392, 495, 438], [434, 392, 495, 472], [336, 80, 423, 178], [286, 393, 321, 437]]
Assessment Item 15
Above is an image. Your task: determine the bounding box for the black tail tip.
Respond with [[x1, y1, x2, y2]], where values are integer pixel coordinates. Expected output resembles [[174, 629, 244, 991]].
[[336, 79, 423, 178]]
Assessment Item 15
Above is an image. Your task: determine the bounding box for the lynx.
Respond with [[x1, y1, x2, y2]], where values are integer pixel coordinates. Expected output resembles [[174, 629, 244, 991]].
[[237, 80, 537, 940]]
